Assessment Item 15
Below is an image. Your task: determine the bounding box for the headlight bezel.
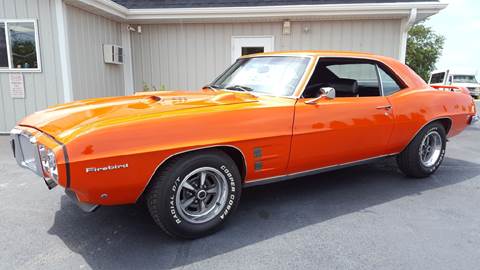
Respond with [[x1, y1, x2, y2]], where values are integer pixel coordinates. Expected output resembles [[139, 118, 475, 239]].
[[38, 143, 59, 182]]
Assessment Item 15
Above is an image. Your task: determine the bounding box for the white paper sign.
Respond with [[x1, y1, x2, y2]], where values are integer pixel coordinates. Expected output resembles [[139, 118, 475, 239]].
[[9, 73, 25, 99]]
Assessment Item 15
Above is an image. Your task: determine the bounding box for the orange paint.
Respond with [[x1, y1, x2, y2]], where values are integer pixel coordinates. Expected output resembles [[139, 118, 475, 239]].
[[14, 51, 476, 206]]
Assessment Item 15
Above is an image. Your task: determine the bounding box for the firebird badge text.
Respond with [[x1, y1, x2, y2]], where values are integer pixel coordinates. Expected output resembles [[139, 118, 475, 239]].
[[86, 164, 129, 173]]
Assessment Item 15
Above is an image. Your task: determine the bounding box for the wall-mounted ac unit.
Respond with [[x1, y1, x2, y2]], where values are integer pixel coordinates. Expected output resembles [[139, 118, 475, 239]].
[[103, 44, 123, 64]]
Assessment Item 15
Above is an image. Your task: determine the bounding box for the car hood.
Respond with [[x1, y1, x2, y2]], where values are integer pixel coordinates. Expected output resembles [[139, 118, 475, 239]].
[[452, 83, 479, 88], [19, 90, 259, 142]]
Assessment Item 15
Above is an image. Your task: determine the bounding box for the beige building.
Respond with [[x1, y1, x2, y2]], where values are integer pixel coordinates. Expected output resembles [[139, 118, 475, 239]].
[[0, 0, 446, 132]]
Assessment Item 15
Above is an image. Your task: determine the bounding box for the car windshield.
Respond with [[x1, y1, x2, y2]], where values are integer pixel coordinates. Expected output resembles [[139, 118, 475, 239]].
[[453, 75, 478, 84], [212, 56, 311, 96]]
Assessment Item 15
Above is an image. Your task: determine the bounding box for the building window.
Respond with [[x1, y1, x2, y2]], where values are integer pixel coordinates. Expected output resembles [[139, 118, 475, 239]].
[[0, 20, 41, 72]]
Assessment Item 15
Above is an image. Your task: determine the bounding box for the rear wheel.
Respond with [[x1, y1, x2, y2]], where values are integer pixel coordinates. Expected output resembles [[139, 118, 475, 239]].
[[146, 150, 241, 239], [397, 122, 446, 178]]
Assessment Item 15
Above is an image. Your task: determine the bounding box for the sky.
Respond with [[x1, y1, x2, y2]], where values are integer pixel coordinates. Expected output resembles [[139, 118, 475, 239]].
[[425, 0, 480, 75]]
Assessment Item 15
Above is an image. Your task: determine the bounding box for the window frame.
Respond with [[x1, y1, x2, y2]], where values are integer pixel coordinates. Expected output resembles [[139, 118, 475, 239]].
[[301, 57, 407, 98], [0, 19, 42, 73], [211, 55, 315, 99]]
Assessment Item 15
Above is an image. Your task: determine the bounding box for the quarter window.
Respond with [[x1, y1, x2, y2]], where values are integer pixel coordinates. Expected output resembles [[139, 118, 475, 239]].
[[0, 20, 40, 71], [378, 67, 402, 95]]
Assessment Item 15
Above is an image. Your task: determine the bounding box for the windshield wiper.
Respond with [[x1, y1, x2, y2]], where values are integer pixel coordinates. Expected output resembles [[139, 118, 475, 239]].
[[202, 84, 222, 91], [225, 85, 254, 92]]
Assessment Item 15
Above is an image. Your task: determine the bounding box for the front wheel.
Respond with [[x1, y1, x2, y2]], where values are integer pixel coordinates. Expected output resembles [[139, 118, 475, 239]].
[[146, 150, 241, 239], [397, 122, 446, 178]]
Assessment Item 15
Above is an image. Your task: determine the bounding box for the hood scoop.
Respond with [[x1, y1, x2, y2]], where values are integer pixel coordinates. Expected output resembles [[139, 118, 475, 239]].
[[128, 95, 162, 109]]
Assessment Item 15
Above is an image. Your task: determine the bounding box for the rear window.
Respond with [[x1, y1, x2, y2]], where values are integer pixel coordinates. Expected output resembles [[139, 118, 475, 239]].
[[430, 72, 445, 84]]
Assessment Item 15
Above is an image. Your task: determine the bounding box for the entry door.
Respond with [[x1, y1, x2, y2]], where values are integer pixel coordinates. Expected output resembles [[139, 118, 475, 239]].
[[231, 36, 274, 63], [288, 97, 395, 174], [287, 60, 395, 174]]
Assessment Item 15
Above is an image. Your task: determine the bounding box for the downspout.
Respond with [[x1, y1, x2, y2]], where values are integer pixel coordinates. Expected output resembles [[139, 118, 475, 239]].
[[55, 0, 74, 102], [399, 8, 417, 63]]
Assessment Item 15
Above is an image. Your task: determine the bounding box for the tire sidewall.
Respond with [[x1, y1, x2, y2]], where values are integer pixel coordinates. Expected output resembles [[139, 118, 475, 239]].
[[417, 125, 446, 174], [158, 153, 241, 237]]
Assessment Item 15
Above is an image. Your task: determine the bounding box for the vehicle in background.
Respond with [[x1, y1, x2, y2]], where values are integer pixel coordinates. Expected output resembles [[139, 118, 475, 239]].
[[429, 69, 480, 99]]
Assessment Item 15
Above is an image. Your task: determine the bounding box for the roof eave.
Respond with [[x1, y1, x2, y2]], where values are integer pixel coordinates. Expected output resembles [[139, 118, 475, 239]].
[[65, 0, 447, 23]]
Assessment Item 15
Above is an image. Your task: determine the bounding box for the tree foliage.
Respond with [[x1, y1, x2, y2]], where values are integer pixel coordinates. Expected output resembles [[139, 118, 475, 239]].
[[406, 23, 445, 81]]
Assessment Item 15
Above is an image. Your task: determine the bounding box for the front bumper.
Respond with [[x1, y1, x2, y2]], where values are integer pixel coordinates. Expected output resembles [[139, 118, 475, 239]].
[[470, 115, 479, 125], [10, 128, 57, 189], [10, 127, 99, 212], [469, 89, 480, 97]]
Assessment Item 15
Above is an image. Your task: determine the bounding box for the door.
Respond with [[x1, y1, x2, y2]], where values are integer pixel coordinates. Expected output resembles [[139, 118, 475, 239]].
[[231, 36, 274, 63], [287, 59, 395, 174]]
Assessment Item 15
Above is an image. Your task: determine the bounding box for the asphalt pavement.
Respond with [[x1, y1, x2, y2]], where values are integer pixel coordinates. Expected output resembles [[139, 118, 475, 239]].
[[1, 102, 479, 270]]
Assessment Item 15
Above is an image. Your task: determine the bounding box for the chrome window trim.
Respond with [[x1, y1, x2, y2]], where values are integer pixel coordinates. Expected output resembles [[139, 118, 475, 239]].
[[297, 56, 409, 98], [375, 64, 385, 97]]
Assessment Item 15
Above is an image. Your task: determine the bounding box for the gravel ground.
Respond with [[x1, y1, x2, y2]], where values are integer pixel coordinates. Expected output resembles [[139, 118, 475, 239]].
[[1, 102, 479, 270]]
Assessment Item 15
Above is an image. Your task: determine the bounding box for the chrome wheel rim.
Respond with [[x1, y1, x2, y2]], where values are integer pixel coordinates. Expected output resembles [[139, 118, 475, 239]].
[[175, 167, 228, 224], [419, 131, 442, 167]]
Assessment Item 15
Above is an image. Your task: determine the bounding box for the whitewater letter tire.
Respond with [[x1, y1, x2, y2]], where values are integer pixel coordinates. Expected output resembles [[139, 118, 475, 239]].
[[146, 150, 241, 239], [397, 122, 446, 178]]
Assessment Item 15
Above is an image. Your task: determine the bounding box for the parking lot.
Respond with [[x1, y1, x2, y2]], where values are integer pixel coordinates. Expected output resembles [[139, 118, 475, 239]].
[[1, 103, 479, 270]]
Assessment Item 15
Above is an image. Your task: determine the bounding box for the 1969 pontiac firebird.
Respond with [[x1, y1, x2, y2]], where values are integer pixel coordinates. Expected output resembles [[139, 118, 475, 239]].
[[11, 51, 478, 238]]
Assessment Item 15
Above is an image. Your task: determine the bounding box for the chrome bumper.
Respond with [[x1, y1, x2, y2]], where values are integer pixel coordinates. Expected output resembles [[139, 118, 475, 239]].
[[10, 128, 57, 189], [470, 115, 479, 125]]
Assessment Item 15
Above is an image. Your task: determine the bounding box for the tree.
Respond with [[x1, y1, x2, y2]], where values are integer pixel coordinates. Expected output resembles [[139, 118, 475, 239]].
[[406, 23, 445, 82]]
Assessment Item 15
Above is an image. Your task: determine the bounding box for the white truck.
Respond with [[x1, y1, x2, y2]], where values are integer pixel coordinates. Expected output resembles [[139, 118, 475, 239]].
[[429, 69, 480, 99]]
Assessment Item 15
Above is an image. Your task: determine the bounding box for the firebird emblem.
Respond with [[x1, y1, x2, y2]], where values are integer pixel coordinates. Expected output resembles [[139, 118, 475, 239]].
[[86, 164, 129, 173]]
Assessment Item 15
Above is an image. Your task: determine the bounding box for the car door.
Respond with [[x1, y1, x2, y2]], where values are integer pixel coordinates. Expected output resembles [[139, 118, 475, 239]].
[[287, 59, 395, 174]]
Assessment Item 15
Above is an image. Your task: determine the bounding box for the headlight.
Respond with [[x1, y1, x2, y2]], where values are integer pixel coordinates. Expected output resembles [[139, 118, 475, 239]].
[[38, 144, 58, 182]]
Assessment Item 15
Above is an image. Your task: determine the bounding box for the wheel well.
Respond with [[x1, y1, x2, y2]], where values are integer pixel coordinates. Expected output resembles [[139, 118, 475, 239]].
[[398, 117, 453, 155], [216, 146, 247, 181], [435, 118, 452, 135], [151, 146, 246, 184], [137, 146, 247, 203]]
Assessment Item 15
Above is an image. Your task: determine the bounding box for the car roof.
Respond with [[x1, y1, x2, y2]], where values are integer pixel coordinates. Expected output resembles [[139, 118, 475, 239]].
[[240, 50, 394, 61], [431, 69, 477, 76]]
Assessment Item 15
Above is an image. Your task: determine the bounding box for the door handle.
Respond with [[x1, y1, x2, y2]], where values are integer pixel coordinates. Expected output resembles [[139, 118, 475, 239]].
[[376, 105, 392, 110]]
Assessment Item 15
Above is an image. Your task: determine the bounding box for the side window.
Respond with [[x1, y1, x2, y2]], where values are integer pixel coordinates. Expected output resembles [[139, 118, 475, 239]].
[[430, 72, 445, 84], [303, 60, 382, 98], [378, 67, 402, 95], [327, 63, 380, 97]]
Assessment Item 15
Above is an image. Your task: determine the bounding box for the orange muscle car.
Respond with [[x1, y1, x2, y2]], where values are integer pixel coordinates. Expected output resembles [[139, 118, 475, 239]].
[[11, 51, 478, 239]]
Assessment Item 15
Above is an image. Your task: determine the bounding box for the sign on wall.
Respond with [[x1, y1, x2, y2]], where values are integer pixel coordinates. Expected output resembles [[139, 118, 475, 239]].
[[9, 73, 25, 99]]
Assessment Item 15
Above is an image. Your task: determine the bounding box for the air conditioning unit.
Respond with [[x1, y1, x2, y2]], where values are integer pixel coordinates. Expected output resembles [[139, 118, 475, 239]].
[[103, 44, 123, 64]]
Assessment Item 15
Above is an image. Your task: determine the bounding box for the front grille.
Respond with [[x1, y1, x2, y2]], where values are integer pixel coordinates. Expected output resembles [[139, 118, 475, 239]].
[[18, 134, 38, 171], [11, 129, 43, 176]]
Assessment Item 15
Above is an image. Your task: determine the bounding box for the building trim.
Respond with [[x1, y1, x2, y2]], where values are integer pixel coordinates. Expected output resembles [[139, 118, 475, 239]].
[[67, 0, 446, 23], [55, 0, 74, 102], [399, 8, 418, 63], [121, 23, 134, 95]]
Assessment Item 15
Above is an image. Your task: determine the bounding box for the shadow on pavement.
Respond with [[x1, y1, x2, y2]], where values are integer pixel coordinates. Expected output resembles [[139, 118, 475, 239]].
[[48, 157, 480, 269]]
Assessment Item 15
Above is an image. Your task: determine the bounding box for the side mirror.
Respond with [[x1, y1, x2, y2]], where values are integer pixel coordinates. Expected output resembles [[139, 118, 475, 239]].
[[305, 87, 336, 104]]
